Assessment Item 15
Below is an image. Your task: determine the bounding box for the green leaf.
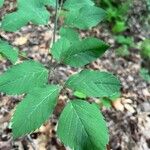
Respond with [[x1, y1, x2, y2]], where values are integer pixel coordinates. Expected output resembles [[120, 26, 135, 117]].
[[101, 97, 112, 108], [43, 0, 56, 7], [63, 0, 94, 10], [73, 91, 87, 99], [66, 70, 121, 98], [61, 38, 109, 67], [51, 38, 71, 61], [51, 28, 108, 67], [115, 45, 130, 57], [57, 100, 109, 150], [108, 91, 121, 101], [0, 60, 48, 95], [0, 0, 4, 7], [59, 27, 79, 42], [51, 27, 80, 61], [64, 5, 106, 29], [140, 39, 150, 59], [112, 21, 127, 33], [0, 39, 18, 63], [140, 68, 150, 82], [100, 92, 121, 108], [12, 85, 60, 138], [1, 0, 52, 32], [115, 35, 134, 46]]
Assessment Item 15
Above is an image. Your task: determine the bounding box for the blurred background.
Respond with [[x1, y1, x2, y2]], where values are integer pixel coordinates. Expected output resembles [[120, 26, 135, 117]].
[[0, 0, 150, 149]]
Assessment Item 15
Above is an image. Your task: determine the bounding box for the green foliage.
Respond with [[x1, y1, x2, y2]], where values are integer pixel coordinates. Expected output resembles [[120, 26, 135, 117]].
[[1, 0, 54, 32], [51, 27, 80, 61], [114, 35, 134, 57], [114, 34, 135, 57], [98, 0, 131, 34], [63, 0, 106, 29], [100, 0, 130, 22], [101, 97, 112, 108], [52, 28, 109, 67], [0, 61, 48, 95], [115, 45, 130, 57], [140, 39, 150, 59], [109, 91, 121, 101], [59, 27, 79, 42], [57, 100, 109, 150], [64, 7, 106, 30], [44, 0, 56, 7], [100, 91, 121, 108], [73, 91, 87, 99], [12, 85, 60, 138], [146, 0, 150, 11], [0, 39, 18, 63], [115, 35, 134, 46], [63, 0, 94, 9], [61, 38, 109, 67], [0, 1, 122, 149], [140, 68, 150, 82], [0, 0, 4, 7], [112, 21, 127, 33], [66, 70, 121, 97]]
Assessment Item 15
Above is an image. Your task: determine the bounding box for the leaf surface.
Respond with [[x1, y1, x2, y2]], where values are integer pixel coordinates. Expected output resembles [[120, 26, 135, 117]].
[[1, 0, 54, 31], [61, 38, 109, 67], [57, 100, 109, 150], [51, 27, 79, 61], [63, 0, 94, 10], [0, 0, 4, 7], [66, 70, 121, 97], [59, 27, 79, 42], [0, 40, 18, 63], [0, 61, 48, 95], [63, 0, 106, 29], [12, 85, 60, 138]]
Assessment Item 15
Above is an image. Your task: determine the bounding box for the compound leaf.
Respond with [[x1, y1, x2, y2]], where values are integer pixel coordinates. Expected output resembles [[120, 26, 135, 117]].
[[57, 100, 109, 150], [1, 0, 53, 32], [12, 85, 60, 138], [0, 39, 18, 63], [66, 70, 121, 97], [0, 60, 48, 95], [61, 38, 109, 67]]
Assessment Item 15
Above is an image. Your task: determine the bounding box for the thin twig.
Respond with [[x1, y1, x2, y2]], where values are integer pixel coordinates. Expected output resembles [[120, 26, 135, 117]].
[[48, 0, 63, 81], [53, 0, 59, 44]]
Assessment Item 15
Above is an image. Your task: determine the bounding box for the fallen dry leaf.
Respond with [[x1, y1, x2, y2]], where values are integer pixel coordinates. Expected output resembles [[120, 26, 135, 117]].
[[14, 36, 28, 45]]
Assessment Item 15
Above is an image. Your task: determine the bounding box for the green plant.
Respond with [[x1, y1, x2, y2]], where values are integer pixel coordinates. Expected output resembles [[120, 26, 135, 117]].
[[140, 39, 150, 72], [0, 0, 4, 7], [0, 0, 121, 149], [140, 39, 150, 59], [100, 92, 121, 108], [140, 68, 150, 82], [98, 0, 131, 33], [0, 39, 18, 63], [114, 35, 135, 57]]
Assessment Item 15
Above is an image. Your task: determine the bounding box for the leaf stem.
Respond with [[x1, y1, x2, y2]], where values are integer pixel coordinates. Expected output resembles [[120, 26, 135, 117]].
[[53, 0, 59, 43]]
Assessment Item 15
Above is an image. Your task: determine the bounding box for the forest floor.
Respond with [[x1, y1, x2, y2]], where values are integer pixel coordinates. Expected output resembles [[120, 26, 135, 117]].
[[0, 0, 150, 150]]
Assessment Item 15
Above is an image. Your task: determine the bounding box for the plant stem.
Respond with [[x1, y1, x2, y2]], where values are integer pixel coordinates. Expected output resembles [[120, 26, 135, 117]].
[[53, 0, 59, 43]]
